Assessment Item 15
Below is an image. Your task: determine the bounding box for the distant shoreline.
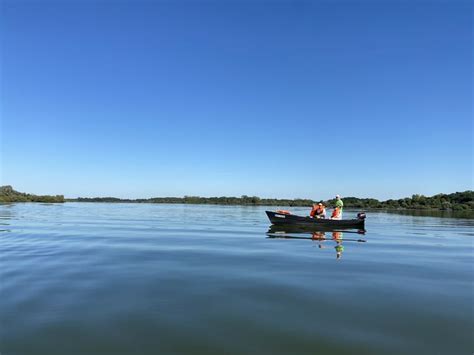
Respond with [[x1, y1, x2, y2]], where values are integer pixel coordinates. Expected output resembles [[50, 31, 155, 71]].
[[2, 200, 473, 219], [1, 185, 472, 212]]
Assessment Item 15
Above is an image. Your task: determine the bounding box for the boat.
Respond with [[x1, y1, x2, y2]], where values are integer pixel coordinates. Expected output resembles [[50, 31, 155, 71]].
[[265, 211, 366, 229]]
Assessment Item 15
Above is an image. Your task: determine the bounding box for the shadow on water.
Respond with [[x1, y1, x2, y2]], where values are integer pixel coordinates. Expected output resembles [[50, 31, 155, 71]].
[[266, 225, 367, 260]]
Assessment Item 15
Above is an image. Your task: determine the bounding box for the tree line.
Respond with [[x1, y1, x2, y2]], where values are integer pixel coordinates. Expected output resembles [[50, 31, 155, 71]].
[[338, 191, 473, 211], [1, 185, 472, 211], [70, 191, 473, 211], [0, 185, 65, 203]]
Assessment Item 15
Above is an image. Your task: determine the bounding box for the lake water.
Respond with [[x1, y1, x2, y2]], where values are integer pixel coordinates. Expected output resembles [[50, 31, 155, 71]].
[[1, 203, 472, 355]]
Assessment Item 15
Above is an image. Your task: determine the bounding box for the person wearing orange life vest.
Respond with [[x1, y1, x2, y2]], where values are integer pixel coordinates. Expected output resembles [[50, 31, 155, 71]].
[[331, 207, 342, 220], [310, 203, 326, 219]]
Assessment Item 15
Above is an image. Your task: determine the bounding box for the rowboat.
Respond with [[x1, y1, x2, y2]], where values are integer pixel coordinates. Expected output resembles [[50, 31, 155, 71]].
[[265, 211, 366, 229]]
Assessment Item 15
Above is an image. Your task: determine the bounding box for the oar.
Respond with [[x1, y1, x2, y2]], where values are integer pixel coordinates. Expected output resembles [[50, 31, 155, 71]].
[[266, 234, 366, 242]]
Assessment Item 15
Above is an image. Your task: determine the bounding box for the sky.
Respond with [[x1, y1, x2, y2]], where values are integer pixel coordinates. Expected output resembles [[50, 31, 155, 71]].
[[1, 0, 472, 200]]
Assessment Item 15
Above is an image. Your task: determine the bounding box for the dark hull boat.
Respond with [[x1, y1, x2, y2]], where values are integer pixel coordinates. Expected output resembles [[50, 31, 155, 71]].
[[265, 211, 366, 230]]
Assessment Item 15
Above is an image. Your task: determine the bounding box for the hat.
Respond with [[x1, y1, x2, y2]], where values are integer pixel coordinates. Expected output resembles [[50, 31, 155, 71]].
[[336, 194, 340, 198], [318, 203, 322, 206]]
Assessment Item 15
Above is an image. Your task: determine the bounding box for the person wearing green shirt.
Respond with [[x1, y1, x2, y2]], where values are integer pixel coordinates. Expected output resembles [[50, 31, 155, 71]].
[[334, 194, 344, 219]]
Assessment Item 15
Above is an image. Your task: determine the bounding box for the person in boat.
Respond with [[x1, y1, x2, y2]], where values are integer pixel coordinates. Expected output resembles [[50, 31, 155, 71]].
[[331, 195, 343, 220], [310, 203, 326, 219], [331, 207, 342, 220]]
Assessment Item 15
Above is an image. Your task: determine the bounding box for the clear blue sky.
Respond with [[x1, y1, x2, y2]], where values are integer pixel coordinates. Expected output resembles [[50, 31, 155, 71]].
[[1, 0, 472, 200]]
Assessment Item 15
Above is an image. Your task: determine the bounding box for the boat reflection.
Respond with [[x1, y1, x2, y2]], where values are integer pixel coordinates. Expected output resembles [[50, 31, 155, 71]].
[[267, 224, 366, 235], [266, 225, 366, 260]]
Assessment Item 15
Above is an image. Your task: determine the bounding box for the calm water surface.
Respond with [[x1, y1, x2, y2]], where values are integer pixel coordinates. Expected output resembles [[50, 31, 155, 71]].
[[1, 203, 473, 355]]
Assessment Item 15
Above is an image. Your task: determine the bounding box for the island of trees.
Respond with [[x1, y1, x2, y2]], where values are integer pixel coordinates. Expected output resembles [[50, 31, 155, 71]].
[[1, 185, 472, 211], [0, 185, 65, 203]]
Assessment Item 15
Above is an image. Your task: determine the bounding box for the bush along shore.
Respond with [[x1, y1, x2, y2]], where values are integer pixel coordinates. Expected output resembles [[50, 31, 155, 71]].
[[0, 186, 65, 203], [1, 186, 472, 211]]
